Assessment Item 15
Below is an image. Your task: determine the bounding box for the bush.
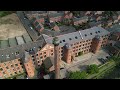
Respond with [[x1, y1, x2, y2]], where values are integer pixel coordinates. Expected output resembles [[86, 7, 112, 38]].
[[68, 71, 87, 79], [87, 64, 99, 74]]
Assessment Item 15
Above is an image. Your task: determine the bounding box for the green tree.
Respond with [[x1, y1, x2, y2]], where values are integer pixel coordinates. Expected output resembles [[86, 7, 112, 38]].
[[87, 64, 99, 74], [68, 71, 87, 79]]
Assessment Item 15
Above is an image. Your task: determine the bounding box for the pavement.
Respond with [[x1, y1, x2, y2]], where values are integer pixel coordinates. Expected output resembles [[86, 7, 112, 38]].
[[16, 11, 39, 41], [60, 49, 110, 72]]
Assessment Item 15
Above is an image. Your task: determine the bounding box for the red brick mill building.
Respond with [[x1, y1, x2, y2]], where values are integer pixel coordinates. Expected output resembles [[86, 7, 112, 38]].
[[0, 26, 110, 79]]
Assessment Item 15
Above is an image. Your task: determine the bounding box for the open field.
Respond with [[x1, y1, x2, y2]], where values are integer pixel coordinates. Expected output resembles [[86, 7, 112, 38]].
[[0, 13, 27, 40]]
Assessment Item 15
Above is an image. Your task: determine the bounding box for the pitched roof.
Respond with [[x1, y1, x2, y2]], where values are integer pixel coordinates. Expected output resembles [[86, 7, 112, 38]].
[[43, 57, 54, 69], [73, 16, 88, 22], [44, 26, 110, 47]]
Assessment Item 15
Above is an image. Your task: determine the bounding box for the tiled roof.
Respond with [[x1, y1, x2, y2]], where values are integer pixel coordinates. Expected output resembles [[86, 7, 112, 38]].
[[0, 38, 46, 62], [43, 26, 110, 47], [73, 16, 88, 22]]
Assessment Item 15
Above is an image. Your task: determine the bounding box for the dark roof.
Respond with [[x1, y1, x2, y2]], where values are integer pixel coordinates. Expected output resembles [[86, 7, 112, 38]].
[[22, 34, 32, 43], [43, 57, 54, 69], [50, 22, 56, 28], [48, 13, 64, 18], [0, 38, 46, 62], [0, 40, 9, 49], [73, 16, 88, 22], [114, 41, 120, 49], [43, 27, 110, 47], [8, 38, 17, 47]]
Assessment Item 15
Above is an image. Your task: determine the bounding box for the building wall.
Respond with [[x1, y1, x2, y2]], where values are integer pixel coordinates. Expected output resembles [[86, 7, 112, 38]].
[[24, 59, 35, 78], [50, 16, 63, 22], [0, 58, 24, 79]]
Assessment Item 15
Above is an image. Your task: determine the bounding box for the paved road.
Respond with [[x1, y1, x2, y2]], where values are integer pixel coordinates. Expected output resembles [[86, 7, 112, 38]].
[[16, 11, 39, 41]]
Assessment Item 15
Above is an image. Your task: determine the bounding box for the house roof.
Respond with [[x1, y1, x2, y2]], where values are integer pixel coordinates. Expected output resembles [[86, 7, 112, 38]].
[[16, 36, 25, 45], [43, 57, 54, 69], [8, 38, 18, 47], [43, 26, 110, 47], [73, 16, 88, 22], [48, 13, 64, 18], [22, 34, 32, 43], [0, 40, 9, 49], [0, 38, 46, 62]]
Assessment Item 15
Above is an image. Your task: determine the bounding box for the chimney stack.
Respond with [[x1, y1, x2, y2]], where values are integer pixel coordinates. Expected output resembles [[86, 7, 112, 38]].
[[52, 37, 60, 79]]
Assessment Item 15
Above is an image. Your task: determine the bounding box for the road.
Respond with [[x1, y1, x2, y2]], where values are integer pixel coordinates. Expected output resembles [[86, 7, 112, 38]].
[[16, 11, 39, 41]]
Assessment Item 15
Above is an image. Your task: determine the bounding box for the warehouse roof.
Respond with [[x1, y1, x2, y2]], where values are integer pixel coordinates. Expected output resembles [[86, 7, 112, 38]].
[[44, 26, 110, 47], [22, 34, 32, 43], [8, 38, 17, 47], [0, 40, 9, 49]]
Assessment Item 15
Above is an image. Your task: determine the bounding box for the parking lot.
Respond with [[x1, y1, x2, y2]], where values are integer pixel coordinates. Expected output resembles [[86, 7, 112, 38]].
[[60, 49, 110, 72]]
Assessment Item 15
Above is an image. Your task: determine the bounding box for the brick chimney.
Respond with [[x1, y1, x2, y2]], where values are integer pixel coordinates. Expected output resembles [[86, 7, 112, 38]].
[[52, 37, 60, 79]]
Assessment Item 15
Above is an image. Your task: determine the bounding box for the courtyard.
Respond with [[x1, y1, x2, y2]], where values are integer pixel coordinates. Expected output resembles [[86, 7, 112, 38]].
[[61, 49, 110, 72]]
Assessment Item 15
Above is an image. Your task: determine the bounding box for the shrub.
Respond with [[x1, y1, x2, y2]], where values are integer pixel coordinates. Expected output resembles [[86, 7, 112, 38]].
[[87, 64, 99, 74], [68, 71, 87, 79]]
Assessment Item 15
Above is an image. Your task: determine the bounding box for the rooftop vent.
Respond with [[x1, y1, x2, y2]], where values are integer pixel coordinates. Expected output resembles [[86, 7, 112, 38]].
[[90, 33, 92, 35]]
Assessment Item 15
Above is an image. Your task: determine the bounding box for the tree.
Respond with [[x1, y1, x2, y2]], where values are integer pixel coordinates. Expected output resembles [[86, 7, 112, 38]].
[[87, 64, 99, 74], [68, 71, 87, 79]]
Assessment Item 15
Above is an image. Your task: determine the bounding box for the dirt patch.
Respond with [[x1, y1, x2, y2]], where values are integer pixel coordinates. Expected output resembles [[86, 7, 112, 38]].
[[0, 13, 27, 40]]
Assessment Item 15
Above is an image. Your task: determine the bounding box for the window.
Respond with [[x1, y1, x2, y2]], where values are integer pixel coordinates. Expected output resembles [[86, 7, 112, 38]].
[[38, 61, 40, 63], [15, 64, 18, 66], [40, 56, 43, 59], [0, 68, 3, 71], [98, 31, 100, 33], [51, 53, 53, 55], [51, 50, 53, 52], [60, 41, 62, 43], [17, 67, 19, 70], [69, 38, 72, 40], [75, 36, 78, 39], [63, 40, 65, 42], [36, 54, 38, 56], [44, 52, 46, 54], [11, 65, 13, 67], [40, 53, 42, 55], [85, 34, 87, 37], [6, 66, 9, 69]]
